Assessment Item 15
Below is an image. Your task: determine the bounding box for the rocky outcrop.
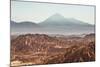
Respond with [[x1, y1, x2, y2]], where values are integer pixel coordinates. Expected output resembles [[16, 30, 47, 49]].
[[11, 34, 95, 66]]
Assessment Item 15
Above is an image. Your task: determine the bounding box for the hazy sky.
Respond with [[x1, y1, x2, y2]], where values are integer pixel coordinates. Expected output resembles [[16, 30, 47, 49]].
[[11, 1, 95, 24]]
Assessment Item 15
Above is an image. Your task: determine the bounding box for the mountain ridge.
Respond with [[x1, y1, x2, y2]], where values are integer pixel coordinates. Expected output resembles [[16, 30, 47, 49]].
[[11, 14, 94, 25], [11, 14, 94, 34]]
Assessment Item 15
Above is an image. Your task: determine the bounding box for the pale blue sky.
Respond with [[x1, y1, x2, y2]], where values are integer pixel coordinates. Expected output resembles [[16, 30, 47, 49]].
[[11, 1, 95, 24]]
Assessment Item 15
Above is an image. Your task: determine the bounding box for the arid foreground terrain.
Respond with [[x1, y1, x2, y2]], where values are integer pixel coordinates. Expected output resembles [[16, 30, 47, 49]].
[[11, 33, 95, 66]]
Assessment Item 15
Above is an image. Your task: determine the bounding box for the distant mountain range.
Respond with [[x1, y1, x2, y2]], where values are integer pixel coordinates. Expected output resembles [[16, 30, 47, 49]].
[[11, 14, 94, 35], [39, 13, 91, 26]]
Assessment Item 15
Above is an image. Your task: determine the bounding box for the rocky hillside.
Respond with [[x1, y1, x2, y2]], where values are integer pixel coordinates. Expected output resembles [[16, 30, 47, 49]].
[[11, 33, 95, 66]]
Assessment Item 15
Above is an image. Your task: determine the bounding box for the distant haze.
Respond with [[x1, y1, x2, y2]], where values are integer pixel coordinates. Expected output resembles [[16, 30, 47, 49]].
[[11, 14, 94, 35], [11, 1, 95, 25]]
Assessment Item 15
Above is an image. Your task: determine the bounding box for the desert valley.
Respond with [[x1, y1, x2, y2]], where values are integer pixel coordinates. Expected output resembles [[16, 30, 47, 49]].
[[11, 1, 95, 66]]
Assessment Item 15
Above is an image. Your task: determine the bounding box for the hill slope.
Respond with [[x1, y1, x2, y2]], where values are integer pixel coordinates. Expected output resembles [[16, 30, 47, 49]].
[[11, 33, 95, 66]]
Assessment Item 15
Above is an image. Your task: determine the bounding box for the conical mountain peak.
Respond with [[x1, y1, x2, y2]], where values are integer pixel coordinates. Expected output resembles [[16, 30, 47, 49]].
[[49, 13, 65, 19], [52, 13, 64, 17], [41, 13, 67, 24]]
